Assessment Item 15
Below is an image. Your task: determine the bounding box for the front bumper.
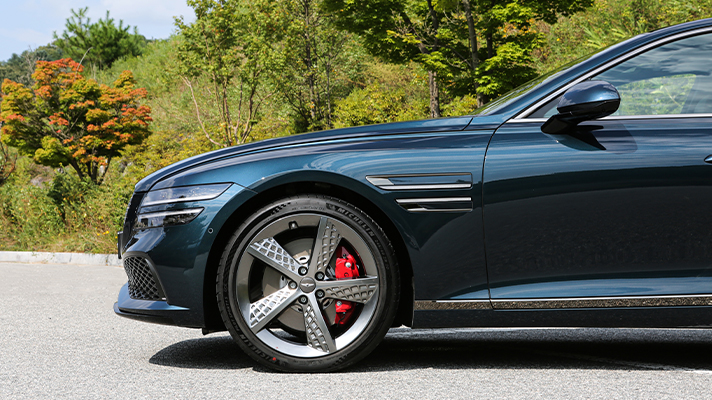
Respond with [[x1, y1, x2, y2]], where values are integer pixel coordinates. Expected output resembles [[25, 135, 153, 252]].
[[115, 184, 255, 329], [114, 283, 196, 327]]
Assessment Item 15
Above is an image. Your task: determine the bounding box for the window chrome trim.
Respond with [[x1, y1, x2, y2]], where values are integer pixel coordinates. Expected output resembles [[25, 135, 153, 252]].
[[599, 113, 712, 120], [513, 26, 712, 121], [507, 114, 712, 124], [507, 118, 548, 124]]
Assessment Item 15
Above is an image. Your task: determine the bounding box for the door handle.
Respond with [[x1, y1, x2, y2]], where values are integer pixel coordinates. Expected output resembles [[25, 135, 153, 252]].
[[706, 155, 712, 164]]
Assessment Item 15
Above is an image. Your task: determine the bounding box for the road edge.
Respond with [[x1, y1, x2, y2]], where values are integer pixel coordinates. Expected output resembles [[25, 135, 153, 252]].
[[0, 251, 121, 266]]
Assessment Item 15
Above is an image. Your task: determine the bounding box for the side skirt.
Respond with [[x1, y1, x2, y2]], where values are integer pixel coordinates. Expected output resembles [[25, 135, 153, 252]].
[[412, 307, 712, 329], [412, 296, 712, 329]]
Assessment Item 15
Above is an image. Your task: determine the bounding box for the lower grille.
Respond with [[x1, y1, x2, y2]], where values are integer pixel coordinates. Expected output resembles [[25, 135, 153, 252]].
[[123, 256, 164, 301]]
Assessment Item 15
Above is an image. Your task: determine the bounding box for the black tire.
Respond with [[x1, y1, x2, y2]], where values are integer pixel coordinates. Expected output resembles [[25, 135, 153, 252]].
[[216, 194, 399, 372]]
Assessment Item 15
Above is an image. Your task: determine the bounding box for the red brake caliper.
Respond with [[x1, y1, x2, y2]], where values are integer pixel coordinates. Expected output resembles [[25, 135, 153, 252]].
[[333, 245, 359, 325]]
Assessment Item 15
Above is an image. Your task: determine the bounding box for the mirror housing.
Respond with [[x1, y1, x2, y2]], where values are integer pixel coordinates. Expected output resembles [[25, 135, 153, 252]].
[[541, 80, 620, 134]]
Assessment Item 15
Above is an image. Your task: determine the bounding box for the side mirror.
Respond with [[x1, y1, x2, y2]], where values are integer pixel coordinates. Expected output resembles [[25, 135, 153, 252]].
[[541, 80, 620, 134]]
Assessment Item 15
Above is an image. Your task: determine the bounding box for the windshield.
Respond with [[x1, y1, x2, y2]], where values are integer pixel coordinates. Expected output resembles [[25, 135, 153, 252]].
[[471, 55, 597, 116]]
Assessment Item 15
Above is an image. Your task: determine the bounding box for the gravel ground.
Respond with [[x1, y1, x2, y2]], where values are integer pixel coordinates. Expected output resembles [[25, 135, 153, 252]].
[[1, 262, 712, 399]]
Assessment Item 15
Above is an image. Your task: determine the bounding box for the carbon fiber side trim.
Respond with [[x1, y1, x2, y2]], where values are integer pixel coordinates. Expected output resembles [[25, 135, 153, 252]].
[[415, 300, 492, 310]]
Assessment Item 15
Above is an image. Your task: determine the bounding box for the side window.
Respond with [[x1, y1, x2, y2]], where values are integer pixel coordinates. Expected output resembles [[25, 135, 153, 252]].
[[529, 33, 712, 118], [529, 95, 561, 118]]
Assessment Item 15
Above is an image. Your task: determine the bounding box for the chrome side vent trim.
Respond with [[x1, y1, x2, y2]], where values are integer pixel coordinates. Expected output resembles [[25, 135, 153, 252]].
[[396, 197, 472, 212], [366, 173, 472, 191]]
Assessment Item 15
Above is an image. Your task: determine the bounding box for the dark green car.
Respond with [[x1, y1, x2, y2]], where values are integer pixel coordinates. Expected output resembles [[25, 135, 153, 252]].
[[116, 18, 712, 372]]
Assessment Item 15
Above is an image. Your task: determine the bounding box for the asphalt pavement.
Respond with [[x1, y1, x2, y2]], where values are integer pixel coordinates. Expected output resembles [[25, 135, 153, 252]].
[[1, 262, 712, 399]]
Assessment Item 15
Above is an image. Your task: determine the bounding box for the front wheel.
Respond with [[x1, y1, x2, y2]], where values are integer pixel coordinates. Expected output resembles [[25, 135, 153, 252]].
[[217, 195, 399, 372]]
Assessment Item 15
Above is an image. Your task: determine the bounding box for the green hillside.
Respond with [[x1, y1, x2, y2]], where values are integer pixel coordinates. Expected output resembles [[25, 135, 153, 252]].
[[1, 0, 711, 253]]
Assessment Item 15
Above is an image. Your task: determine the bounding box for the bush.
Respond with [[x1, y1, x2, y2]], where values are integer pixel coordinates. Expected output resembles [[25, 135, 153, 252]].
[[0, 142, 16, 186], [332, 62, 429, 127], [0, 156, 132, 253]]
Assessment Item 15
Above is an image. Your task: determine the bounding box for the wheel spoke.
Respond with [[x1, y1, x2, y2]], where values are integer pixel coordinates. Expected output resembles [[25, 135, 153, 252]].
[[317, 276, 379, 304], [309, 217, 342, 274], [248, 237, 303, 282], [303, 294, 336, 353], [249, 287, 299, 333]]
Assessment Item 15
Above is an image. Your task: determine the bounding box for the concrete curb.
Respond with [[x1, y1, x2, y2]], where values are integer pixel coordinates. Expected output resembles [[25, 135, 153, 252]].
[[0, 251, 121, 266]]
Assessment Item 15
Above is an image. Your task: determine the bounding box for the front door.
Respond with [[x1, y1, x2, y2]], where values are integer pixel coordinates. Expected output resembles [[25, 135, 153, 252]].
[[483, 32, 712, 304]]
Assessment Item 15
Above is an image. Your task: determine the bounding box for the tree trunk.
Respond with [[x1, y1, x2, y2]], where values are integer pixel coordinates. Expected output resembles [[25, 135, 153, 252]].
[[428, 71, 441, 118], [487, 32, 493, 59], [462, 0, 478, 70], [302, 0, 318, 125], [325, 59, 332, 128], [68, 160, 85, 182], [461, 0, 486, 107], [426, 0, 442, 118]]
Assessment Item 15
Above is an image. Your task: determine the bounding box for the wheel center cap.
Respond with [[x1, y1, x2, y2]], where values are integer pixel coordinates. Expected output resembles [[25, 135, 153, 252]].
[[300, 277, 316, 293]]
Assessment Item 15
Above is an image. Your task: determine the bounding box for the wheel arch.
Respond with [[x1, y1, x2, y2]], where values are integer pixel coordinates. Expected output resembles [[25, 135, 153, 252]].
[[202, 178, 415, 332]]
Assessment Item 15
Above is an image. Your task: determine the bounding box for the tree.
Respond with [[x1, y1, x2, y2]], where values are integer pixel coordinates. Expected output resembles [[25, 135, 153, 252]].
[[323, 0, 592, 113], [332, 61, 429, 127], [322, 0, 445, 116], [274, 0, 357, 132], [537, 0, 712, 74], [175, 0, 280, 147], [0, 45, 63, 87], [0, 136, 14, 186], [0, 59, 152, 184], [53, 7, 145, 71]]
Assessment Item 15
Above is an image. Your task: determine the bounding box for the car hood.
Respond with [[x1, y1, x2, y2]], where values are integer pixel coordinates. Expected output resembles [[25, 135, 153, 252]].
[[134, 115, 501, 192]]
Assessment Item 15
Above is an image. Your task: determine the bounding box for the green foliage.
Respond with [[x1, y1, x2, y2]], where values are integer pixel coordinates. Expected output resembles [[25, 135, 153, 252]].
[[538, 0, 712, 73], [0, 158, 64, 249], [0, 45, 63, 86], [0, 59, 152, 184], [333, 62, 429, 126], [47, 172, 92, 214], [95, 39, 178, 99], [273, 0, 365, 132], [5, 0, 712, 253], [0, 140, 16, 186], [176, 0, 282, 146], [442, 93, 479, 116], [333, 84, 422, 126], [120, 129, 218, 183], [324, 0, 592, 112], [94, 39, 222, 144], [53, 7, 145, 71], [0, 156, 132, 252], [608, 74, 696, 116], [476, 41, 539, 97]]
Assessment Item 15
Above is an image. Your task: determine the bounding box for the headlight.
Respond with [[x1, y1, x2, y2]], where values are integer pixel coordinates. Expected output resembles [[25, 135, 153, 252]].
[[134, 208, 204, 230], [134, 183, 231, 230], [141, 183, 231, 206]]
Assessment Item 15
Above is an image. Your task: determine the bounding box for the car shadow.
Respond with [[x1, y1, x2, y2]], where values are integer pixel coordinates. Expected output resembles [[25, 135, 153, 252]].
[[149, 328, 712, 372], [149, 335, 256, 370]]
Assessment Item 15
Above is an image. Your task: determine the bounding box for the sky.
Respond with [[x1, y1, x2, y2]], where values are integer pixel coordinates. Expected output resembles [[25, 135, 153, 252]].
[[0, 0, 196, 61]]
